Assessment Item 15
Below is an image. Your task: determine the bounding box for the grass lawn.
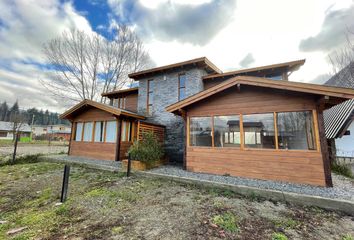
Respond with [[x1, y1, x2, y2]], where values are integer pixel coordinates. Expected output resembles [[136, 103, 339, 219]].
[[0, 162, 354, 240]]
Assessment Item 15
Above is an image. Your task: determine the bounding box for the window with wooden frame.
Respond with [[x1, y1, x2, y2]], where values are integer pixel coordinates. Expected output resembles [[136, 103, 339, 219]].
[[147, 79, 154, 114], [105, 121, 117, 143], [277, 111, 316, 150], [83, 122, 93, 142], [188, 110, 318, 151], [75, 122, 83, 141], [94, 121, 105, 142], [121, 120, 132, 142], [178, 74, 186, 101], [113, 97, 126, 109]]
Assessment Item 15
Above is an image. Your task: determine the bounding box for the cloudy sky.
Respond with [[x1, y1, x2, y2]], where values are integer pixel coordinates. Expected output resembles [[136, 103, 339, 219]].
[[0, 0, 353, 112]]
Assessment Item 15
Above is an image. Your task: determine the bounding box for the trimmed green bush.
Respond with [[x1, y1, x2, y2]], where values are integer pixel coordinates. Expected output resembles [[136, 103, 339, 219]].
[[128, 132, 164, 165]]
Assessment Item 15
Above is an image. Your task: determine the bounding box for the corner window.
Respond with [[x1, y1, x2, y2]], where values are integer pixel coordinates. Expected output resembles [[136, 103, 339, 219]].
[[214, 115, 240, 147], [243, 113, 275, 149], [94, 121, 105, 142], [277, 111, 316, 150], [105, 121, 117, 143], [147, 80, 154, 114], [190, 117, 212, 146], [178, 74, 186, 101], [75, 122, 83, 141], [83, 122, 93, 142]]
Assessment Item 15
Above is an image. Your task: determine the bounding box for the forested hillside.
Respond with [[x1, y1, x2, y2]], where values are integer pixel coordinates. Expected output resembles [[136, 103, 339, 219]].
[[0, 101, 69, 126]]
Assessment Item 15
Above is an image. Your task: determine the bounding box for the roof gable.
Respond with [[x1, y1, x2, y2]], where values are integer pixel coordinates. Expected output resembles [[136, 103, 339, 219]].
[[60, 100, 145, 120], [128, 57, 221, 80], [166, 76, 354, 114]]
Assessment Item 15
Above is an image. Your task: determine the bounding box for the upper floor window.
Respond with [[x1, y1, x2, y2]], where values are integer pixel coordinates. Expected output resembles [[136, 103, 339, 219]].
[[113, 97, 126, 109], [178, 74, 186, 101], [147, 79, 154, 114]]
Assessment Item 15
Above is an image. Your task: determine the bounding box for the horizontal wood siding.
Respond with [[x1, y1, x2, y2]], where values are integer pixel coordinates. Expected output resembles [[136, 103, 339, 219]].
[[69, 107, 117, 160], [138, 122, 165, 143], [186, 86, 327, 186], [70, 142, 116, 160], [125, 93, 138, 112]]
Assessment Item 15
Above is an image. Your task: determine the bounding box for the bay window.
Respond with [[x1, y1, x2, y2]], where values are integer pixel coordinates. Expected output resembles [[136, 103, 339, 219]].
[[277, 111, 316, 150]]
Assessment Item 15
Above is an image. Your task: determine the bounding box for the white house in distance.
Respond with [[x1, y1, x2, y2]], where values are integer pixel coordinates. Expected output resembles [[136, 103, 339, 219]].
[[0, 121, 31, 140], [32, 124, 71, 141], [324, 64, 354, 158]]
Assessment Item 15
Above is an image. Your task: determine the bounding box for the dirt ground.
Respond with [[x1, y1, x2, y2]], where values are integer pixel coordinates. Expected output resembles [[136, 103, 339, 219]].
[[0, 163, 353, 240], [0, 144, 68, 157]]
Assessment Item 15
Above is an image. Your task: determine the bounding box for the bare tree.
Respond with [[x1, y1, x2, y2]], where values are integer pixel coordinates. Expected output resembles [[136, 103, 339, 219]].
[[10, 111, 27, 165], [42, 25, 153, 105], [328, 28, 354, 83]]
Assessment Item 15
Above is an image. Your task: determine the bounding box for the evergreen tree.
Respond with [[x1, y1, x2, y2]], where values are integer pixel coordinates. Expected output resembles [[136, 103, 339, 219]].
[[0, 101, 9, 121]]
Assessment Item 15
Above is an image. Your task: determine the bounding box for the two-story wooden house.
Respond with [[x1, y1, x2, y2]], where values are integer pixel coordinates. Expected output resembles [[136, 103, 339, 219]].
[[60, 57, 354, 187]]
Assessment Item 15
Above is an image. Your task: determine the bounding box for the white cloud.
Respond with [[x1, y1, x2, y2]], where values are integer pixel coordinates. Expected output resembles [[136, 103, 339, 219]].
[[0, 0, 92, 111]]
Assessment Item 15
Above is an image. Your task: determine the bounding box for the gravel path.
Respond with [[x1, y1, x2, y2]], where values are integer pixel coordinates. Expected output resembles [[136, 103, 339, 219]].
[[148, 165, 354, 201], [0, 144, 68, 157]]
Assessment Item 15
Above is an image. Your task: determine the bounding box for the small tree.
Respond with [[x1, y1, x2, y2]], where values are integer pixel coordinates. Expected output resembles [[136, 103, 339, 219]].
[[10, 111, 27, 165], [128, 132, 164, 165]]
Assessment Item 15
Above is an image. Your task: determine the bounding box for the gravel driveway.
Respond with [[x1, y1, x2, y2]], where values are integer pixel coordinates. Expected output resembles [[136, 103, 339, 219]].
[[0, 144, 68, 157]]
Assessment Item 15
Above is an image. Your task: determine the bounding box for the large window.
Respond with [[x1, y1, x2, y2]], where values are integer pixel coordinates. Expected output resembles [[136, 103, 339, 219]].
[[105, 121, 117, 143], [214, 115, 240, 147], [75, 122, 83, 141], [190, 117, 212, 146], [83, 122, 93, 141], [277, 111, 316, 150], [147, 79, 154, 114], [94, 121, 105, 142], [178, 74, 186, 101], [242, 113, 275, 149]]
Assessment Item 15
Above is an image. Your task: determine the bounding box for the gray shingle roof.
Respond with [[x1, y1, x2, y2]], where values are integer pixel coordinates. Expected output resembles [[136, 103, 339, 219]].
[[0, 121, 31, 132], [324, 64, 354, 138]]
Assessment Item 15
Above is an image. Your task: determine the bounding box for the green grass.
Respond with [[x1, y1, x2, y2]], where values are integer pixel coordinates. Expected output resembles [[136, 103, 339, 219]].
[[212, 212, 239, 233], [342, 234, 354, 240], [272, 232, 288, 240], [272, 218, 301, 229]]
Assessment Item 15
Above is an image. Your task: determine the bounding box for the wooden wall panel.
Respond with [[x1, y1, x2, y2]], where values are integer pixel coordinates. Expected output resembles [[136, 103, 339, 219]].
[[138, 121, 165, 143], [73, 107, 116, 122], [125, 93, 138, 112], [70, 141, 116, 160], [186, 86, 317, 116], [120, 141, 133, 160], [186, 147, 326, 186], [185, 85, 327, 186]]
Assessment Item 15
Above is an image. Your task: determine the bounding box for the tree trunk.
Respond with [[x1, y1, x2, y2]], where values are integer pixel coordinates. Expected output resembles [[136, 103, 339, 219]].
[[12, 132, 19, 165]]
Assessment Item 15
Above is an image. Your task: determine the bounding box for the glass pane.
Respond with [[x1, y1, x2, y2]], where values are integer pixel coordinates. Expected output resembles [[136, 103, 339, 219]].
[[243, 113, 275, 149], [214, 115, 240, 147], [121, 121, 127, 141], [94, 121, 105, 142], [179, 88, 185, 100], [106, 121, 117, 143], [179, 74, 186, 88], [113, 99, 119, 108], [83, 122, 93, 142], [75, 122, 83, 141], [190, 117, 212, 146], [277, 111, 316, 150]]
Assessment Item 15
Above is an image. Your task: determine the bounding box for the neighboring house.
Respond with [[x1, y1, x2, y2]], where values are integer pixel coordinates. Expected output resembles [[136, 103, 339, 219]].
[[0, 121, 31, 140], [32, 124, 72, 141], [60, 57, 354, 187], [324, 64, 354, 158]]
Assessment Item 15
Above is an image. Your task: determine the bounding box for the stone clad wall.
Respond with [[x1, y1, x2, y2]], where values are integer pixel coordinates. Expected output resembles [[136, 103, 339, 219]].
[[137, 67, 207, 163]]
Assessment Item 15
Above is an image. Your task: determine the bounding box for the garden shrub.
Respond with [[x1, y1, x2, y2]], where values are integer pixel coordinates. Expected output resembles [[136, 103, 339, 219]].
[[128, 131, 164, 165], [331, 161, 353, 179]]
